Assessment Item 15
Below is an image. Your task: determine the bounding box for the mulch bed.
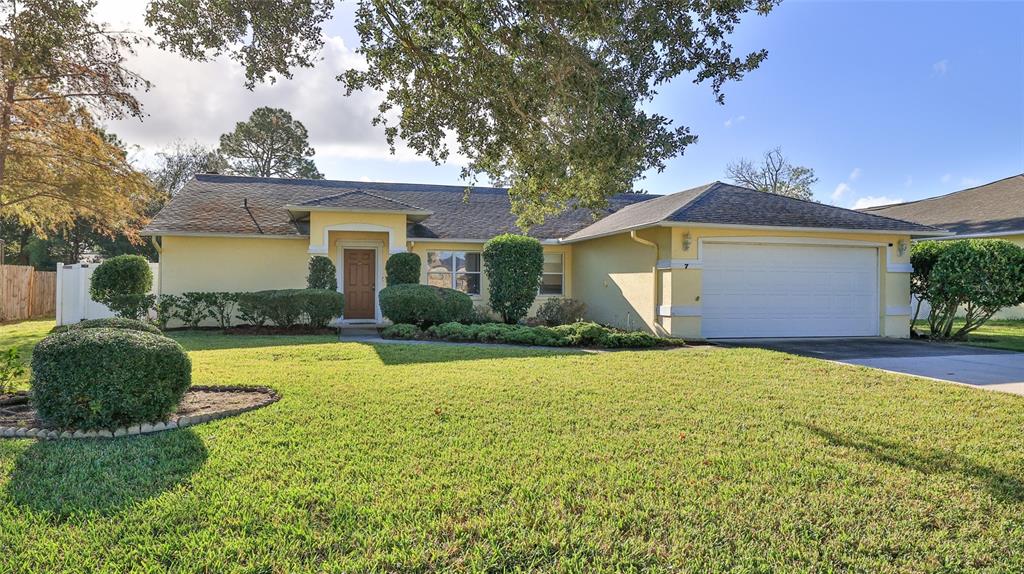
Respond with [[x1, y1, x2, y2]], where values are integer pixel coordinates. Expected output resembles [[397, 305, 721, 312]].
[[0, 385, 279, 439]]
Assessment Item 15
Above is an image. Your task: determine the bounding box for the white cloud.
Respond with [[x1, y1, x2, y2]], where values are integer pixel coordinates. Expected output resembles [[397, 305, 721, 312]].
[[848, 167, 862, 181], [92, 1, 462, 172], [723, 115, 746, 128], [940, 173, 952, 183], [853, 196, 903, 209], [932, 59, 949, 75], [831, 182, 851, 202]]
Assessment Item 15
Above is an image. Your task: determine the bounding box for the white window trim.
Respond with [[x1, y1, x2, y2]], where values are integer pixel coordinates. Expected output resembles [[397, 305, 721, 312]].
[[540, 253, 565, 296], [336, 239, 385, 324], [426, 250, 482, 296]]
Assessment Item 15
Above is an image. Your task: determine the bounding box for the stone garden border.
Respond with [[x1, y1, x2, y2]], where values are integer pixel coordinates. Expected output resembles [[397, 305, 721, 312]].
[[0, 385, 280, 440]]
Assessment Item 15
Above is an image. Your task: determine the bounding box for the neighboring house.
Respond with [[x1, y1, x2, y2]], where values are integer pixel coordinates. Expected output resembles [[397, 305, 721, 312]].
[[864, 173, 1024, 319], [142, 174, 945, 339]]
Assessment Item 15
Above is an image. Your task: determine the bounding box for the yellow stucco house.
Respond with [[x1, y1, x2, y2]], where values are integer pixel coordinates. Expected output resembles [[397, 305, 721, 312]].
[[864, 174, 1024, 319], [143, 174, 947, 340]]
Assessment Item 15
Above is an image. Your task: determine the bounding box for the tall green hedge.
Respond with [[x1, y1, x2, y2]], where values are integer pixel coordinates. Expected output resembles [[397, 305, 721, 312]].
[[386, 252, 421, 286], [307, 256, 338, 291], [31, 329, 191, 430], [482, 234, 544, 323]]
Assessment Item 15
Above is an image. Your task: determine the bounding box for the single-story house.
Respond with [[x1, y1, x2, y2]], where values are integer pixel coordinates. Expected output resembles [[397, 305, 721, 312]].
[[864, 173, 1024, 318], [142, 174, 946, 339]]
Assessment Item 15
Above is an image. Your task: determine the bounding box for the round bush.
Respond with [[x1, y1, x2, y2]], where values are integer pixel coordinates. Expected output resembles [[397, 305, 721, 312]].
[[307, 256, 338, 291], [536, 297, 587, 326], [386, 252, 421, 286], [90, 255, 153, 319], [50, 317, 162, 336], [31, 329, 192, 430], [483, 234, 544, 323], [378, 284, 473, 327]]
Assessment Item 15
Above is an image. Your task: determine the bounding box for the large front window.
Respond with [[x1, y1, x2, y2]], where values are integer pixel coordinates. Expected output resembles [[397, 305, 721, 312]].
[[540, 253, 564, 295], [427, 251, 481, 295]]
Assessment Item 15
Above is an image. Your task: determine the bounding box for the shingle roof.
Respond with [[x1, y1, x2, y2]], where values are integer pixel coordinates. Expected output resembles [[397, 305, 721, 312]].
[[860, 174, 1024, 236], [144, 174, 652, 240], [564, 182, 945, 241], [144, 175, 944, 241]]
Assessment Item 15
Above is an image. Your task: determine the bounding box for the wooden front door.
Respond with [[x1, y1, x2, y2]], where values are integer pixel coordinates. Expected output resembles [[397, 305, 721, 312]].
[[343, 249, 376, 319]]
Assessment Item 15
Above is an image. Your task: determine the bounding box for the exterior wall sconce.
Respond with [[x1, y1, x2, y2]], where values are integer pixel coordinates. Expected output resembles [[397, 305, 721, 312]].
[[897, 239, 908, 257], [682, 231, 692, 252]]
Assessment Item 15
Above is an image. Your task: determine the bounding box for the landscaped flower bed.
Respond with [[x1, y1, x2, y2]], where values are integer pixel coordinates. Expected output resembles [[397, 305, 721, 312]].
[[381, 321, 685, 349]]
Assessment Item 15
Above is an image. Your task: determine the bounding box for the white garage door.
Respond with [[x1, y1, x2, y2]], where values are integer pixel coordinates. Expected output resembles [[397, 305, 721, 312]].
[[701, 242, 879, 338]]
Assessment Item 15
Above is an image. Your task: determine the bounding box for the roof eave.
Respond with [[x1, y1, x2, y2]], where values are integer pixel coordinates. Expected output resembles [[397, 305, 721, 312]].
[[659, 221, 953, 238]]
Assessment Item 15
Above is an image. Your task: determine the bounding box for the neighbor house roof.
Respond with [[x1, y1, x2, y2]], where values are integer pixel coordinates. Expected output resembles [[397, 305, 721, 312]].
[[563, 182, 945, 241], [144, 175, 944, 241], [860, 174, 1024, 237]]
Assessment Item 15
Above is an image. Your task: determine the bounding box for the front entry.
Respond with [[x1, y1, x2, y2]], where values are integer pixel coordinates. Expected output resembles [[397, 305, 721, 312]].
[[343, 249, 376, 320]]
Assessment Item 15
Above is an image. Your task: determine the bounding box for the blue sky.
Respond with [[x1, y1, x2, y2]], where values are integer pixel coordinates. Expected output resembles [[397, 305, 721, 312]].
[[107, 1, 1024, 209]]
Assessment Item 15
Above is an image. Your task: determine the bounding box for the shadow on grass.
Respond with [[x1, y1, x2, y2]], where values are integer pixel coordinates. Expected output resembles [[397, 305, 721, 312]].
[[6, 429, 207, 518], [361, 340, 586, 365], [800, 422, 1024, 503], [167, 330, 338, 352]]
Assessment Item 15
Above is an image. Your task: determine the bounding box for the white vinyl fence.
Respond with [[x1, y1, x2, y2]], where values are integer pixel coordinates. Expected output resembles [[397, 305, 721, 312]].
[[56, 262, 159, 326]]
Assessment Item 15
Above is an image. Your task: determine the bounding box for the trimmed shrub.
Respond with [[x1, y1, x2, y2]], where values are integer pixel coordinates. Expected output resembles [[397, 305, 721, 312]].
[[300, 289, 344, 328], [483, 234, 544, 324], [381, 323, 420, 339], [90, 255, 153, 319], [177, 292, 210, 328], [260, 289, 305, 328], [919, 239, 1024, 339], [203, 292, 239, 329], [307, 256, 338, 291], [378, 284, 473, 327], [386, 252, 421, 286], [31, 329, 191, 430], [598, 331, 663, 348], [237, 292, 270, 326], [155, 294, 180, 330], [910, 241, 949, 324], [551, 322, 609, 346], [51, 317, 162, 336], [536, 298, 587, 326]]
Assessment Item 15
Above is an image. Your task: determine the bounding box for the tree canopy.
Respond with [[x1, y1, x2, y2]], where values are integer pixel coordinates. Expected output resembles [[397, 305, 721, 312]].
[[145, 0, 778, 226], [218, 107, 323, 179], [726, 147, 818, 201], [0, 0, 159, 235]]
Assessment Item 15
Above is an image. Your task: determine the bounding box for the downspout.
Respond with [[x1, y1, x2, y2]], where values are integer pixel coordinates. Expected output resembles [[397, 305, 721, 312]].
[[150, 236, 162, 297], [629, 230, 665, 336]]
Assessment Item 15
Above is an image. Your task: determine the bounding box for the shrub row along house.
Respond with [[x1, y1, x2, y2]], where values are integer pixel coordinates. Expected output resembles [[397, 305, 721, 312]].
[[142, 174, 947, 339]]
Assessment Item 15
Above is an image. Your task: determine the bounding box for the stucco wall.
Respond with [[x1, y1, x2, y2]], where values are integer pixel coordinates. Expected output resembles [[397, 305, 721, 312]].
[[308, 211, 408, 254], [159, 235, 310, 295]]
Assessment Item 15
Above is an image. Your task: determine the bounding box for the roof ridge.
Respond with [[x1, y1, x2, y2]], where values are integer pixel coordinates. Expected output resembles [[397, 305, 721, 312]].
[[862, 173, 1024, 211], [667, 181, 726, 218]]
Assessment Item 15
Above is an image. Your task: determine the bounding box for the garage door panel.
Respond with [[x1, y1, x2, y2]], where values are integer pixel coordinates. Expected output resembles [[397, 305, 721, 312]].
[[701, 242, 879, 338]]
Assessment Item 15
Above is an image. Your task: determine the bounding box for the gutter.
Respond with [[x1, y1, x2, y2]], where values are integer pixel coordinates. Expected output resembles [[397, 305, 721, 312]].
[[629, 230, 666, 336]]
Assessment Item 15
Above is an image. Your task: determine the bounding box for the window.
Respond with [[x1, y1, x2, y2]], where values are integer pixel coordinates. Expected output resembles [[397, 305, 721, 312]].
[[427, 251, 481, 295], [540, 252, 564, 295]]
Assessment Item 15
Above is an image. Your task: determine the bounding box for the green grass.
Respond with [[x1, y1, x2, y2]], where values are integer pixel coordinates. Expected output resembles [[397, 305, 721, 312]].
[[915, 319, 1024, 352], [1, 320, 1023, 572]]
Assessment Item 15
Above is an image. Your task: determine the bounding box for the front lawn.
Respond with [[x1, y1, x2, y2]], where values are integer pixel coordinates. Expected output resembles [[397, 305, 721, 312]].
[[1, 320, 1023, 571], [915, 319, 1024, 352]]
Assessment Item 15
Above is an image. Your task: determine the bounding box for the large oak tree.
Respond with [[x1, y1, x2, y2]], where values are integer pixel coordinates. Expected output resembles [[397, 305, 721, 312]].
[[146, 0, 778, 226]]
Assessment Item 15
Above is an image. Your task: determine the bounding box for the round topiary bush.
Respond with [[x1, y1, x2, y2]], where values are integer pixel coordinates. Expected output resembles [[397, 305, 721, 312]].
[[50, 317, 162, 336], [90, 255, 153, 319], [31, 329, 191, 430], [378, 284, 473, 327], [385, 252, 421, 286]]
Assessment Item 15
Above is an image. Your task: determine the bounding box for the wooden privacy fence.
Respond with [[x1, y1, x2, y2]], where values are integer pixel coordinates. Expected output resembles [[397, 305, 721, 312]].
[[0, 265, 56, 321]]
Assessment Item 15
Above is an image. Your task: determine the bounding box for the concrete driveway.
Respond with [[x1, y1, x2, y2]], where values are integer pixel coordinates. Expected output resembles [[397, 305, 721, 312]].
[[717, 338, 1024, 395]]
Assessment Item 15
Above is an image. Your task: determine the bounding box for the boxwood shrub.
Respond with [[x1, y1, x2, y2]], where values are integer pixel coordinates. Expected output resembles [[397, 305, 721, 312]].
[[385, 320, 684, 349], [380, 323, 420, 339], [482, 234, 544, 324], [234, 289, 343, 328], [50, 317, 162, 336], [89, 255, 153, 320], [385, 252, 421, 286], [31, 329, 191, 430], [378, 284, 473, 327], [307, 256, 338, 291], [300, 289, 345, 328]]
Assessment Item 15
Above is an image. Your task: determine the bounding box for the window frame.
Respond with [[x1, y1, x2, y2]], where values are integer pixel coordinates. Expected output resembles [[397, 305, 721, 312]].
[[426, 250, 482, 295], [540, 252, 564, 296]]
